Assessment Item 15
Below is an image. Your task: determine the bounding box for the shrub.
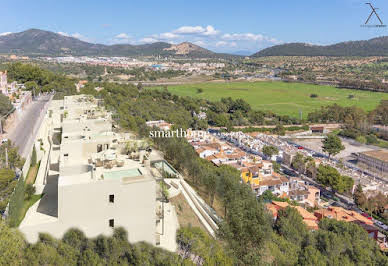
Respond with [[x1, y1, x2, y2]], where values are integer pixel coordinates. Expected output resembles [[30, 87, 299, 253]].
[[30, 146, 37, 166], [7, 177, 25, 227], [25, 184, 35, 200]]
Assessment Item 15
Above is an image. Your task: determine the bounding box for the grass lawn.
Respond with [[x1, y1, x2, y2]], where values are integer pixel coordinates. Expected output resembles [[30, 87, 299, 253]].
[[25, 162, 40, 185], [150, 81, 388, 118], [16, 194, 43, 226]]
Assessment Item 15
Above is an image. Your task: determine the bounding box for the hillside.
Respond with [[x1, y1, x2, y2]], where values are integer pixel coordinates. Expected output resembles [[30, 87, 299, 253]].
[[0, 29, 230, 58], [252, 36, 388, 57]]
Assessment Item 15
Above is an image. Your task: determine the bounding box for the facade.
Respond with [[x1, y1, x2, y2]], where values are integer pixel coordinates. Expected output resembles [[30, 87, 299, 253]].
[[358, 150, 388, 174], [289, 177, 320, 207], [20, 95, 156, 244], [0, 71, 7, 92]]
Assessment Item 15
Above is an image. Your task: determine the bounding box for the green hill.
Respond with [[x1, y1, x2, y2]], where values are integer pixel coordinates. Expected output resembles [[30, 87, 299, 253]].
[[252, 36, 388, 57]]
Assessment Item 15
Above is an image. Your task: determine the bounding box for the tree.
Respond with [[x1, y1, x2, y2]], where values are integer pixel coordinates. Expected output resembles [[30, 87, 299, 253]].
[[203, 171, 217, 207], [0, 140, 24, 169], [262, 145, 279, 159], [322, 134, 344, 159], [316, 165, 353, 192], [275, 207, 309, 246], [31, 145, 37, 166], [0, 93, 13, 117], [354, 184, 367, 208], [196, 88, 203, 94], [137, 82, 143, 91], [176, 226, 233, 265], [292, 152, 306, 174], [25, 184, 36, 200], [273, 124, 286, 136], [355, 135, 366, 144]]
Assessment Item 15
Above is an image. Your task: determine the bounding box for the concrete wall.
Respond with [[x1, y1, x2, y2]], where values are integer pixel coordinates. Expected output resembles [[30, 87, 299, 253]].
[[58, 178, 156, 244], [60, 140, 112, 166]]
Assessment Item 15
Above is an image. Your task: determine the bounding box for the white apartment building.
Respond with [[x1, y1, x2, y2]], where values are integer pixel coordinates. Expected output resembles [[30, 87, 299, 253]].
[[20, 95, 156, 244]]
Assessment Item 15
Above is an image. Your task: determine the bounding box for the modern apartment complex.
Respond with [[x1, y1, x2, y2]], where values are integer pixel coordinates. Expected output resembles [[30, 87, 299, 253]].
[[20, 95, 156, 244]]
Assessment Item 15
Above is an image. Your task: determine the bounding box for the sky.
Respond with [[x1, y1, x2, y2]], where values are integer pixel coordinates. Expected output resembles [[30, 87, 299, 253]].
[[1, 0, 388, 54]]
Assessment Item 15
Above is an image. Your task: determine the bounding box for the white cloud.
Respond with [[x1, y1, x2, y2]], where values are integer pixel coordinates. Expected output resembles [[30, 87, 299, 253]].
[[159, 32, 180, 39], [0, 32, 12, 36], [202, 25, 218, 36], [215, 41, 237, 47], [222, 33, 281, 44], [71, 33, 84, 39], [173, 25, 219, 36], [57, 31, 70, 37], [57, 31, 89, 42], [215, 41, 228, 47], [139, 37, 159, 43], [174, 25, 205, 34], [107, 25, 281, 52], [115, 33, 130, 39], [193, 40, 206, 46]]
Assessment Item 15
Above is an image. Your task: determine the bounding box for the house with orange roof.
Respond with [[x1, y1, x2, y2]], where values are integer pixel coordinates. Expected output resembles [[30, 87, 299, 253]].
[[314, 206, 373, 225], [267, 201, 319, 230]]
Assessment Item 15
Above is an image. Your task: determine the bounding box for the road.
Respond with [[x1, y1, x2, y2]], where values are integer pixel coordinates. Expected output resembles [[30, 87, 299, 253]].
[[8, 94, 52, 158]]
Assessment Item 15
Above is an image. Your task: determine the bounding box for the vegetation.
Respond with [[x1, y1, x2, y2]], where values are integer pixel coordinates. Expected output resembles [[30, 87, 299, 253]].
[[0, 140, 24, 169], [0, 223, 187, 265], [322, 134, 345, 159], [252, 37, 388, 57], [262, 145, 279, 158], [316, 165, 354, 193], [25, 162, 39, 185], [1, 63, 387, 264], [7, 176, 25, 227], [0, 168, 17, 214], [152, 81, 388, 118], [0, 93, 13, 117], [354, 184, 388, 220], [99, 83, 386, 264], [25, 184, 36, 200], [7, 62, 77, 99], [30, 145, 37, 166], [176, 226, 233, 265]]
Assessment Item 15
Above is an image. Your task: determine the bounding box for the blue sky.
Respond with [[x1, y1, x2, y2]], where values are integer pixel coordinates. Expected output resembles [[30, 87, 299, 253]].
[[1, 0, 388, 53]]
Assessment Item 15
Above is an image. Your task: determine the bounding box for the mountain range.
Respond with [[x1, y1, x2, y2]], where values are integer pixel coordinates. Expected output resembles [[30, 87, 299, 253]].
[[0, 29, 233, 58], [0, 29, 388, 58], [251, 36, 388, 57]]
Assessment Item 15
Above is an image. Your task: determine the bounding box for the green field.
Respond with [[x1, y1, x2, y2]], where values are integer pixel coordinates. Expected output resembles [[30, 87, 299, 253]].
[[151, 81, 388, 118]]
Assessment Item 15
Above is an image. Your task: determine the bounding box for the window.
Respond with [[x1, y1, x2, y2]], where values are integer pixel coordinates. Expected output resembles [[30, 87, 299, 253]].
[[64, 153, 69, 157], [97, 144, 103, 153], [109, 194, 114, 203], [109, 219, 114, 228]]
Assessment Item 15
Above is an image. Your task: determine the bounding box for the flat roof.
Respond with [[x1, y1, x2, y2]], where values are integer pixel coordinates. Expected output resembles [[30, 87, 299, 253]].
[[359, 150, 388, 163], [103, 168, 142, 180]]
